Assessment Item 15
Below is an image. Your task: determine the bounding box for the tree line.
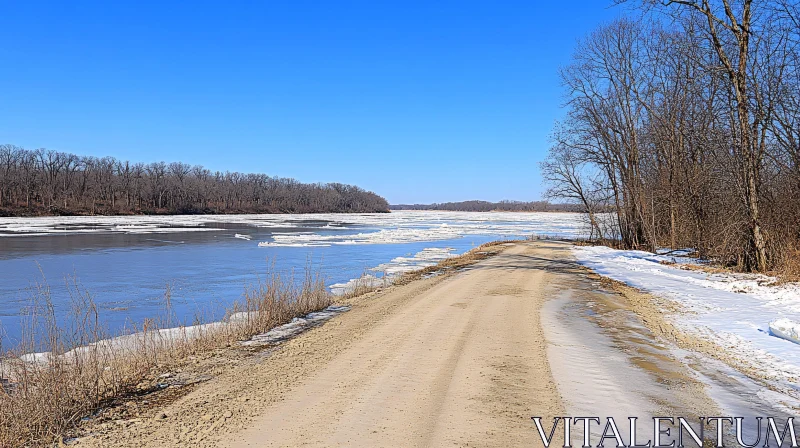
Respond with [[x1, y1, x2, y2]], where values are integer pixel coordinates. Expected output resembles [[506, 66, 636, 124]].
[[540, 0, 800, 272], [0, 145, 389, 216], [390, 200, 584, 212]]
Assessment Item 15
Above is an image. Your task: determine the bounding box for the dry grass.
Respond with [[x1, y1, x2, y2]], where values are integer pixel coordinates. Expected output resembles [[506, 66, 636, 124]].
[[658, 246, 800, 285], [774, 246, 800, 284], [658, 260, 732, 275], [0, 267, 331, 448]]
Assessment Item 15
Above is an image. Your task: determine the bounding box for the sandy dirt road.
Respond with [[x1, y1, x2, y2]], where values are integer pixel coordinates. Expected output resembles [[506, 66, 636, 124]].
[[224, 242, 563, 448], [82, 241, 714, 448]]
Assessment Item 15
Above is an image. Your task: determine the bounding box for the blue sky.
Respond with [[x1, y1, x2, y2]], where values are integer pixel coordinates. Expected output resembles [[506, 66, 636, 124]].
[[1, 1, 621, 204]]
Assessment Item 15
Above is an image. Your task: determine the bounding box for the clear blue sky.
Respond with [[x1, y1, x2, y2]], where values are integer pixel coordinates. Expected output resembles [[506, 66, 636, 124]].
[[0, 1, 621, 204]]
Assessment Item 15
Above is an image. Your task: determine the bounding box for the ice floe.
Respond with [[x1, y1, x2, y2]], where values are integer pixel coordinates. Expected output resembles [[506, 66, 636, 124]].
[[257, 212, 590, 247], [769, 318, 800, 346]]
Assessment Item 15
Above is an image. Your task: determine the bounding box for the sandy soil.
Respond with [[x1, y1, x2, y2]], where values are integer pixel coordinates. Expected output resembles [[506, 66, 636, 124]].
[[77, 241, 716, 448]]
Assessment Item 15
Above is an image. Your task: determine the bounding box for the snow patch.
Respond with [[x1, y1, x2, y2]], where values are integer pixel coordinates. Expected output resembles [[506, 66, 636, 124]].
[[328, 247, 457, 295], [769, 318, 800, 345], [573, 245, 800, 398], [328, 274, 388, 296], [11, 305, 349, 371], [241, 305, 350, 346]]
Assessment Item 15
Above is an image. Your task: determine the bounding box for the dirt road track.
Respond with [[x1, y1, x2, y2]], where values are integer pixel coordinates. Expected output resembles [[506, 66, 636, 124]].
[[225, 241, 564, 447], [83, 241, 571, 447]]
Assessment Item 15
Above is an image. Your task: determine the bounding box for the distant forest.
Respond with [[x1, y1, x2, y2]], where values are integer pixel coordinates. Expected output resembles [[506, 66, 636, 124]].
[[0, 145, 389, 216], [390, 200, 583, 212]]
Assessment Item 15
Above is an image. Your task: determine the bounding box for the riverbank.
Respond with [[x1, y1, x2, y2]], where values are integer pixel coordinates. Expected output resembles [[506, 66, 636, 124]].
[[0, 242, 507, 447], [72, 241, 730, 448]]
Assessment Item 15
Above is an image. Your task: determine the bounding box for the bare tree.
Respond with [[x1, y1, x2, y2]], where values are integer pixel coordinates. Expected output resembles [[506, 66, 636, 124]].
[[541, 129, 608, 239], [0, 145, 390, 216], [542, 0, 800, 272]]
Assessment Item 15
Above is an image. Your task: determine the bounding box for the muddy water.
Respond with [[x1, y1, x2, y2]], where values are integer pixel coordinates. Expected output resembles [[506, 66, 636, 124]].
[[541, 268, 794, 443]]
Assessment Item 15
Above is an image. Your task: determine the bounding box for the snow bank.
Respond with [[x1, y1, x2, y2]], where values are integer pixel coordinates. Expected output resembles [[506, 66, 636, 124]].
[[15, 305, 350, 367], [769, 318, 800, 345], [573, 245, 800, 394], [18, 319, 229, 365], [241, 305, 350, 346]]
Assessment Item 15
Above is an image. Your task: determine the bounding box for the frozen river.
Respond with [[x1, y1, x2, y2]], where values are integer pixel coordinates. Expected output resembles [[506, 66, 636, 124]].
[[0, 211, 586, 346]]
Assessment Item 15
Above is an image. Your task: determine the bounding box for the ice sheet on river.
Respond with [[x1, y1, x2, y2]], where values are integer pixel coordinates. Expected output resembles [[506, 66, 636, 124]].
[[258, 212, 587, 246], [0, 211, 589, 243]]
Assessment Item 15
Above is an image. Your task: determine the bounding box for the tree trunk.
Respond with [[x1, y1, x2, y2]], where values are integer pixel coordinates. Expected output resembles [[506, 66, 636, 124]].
[[745, 160, 768, 271]]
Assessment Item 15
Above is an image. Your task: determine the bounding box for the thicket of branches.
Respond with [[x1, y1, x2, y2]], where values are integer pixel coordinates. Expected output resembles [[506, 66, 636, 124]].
[[540, 0, 800, 272], [390, 200, 583, 212], [0, 145, 389, 216]]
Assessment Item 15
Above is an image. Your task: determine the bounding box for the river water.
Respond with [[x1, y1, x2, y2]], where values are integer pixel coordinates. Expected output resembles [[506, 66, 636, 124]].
[[0, 211, 586, 346]]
